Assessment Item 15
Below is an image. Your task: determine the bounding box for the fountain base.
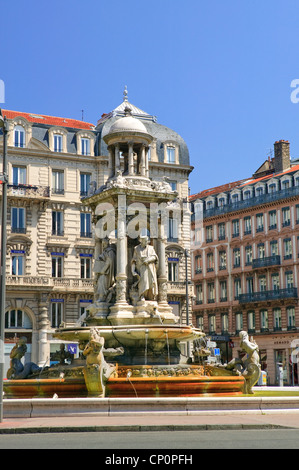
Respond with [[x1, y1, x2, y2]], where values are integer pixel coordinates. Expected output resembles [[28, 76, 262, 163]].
[[3, 364, 246, 398]]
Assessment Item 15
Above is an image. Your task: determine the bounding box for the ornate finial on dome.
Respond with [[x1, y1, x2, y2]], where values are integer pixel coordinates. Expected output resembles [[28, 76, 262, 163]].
[[123, 85, 128, 102]]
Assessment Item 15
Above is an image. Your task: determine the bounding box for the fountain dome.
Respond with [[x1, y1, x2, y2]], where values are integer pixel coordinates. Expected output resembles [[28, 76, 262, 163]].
[[109, 114, 149, 135]]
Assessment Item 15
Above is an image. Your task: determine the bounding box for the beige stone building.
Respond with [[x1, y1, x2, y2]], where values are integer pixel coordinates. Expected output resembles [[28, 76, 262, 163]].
[[190, 140, 299, 385], [0, 92, 193, 374]]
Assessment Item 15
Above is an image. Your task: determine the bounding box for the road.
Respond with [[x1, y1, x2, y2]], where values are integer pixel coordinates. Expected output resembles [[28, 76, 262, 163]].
[[0, 429, 299, 450]]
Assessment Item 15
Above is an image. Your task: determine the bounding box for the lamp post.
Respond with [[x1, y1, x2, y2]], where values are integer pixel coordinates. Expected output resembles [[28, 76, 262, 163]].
[[0, 109, 8, 422]]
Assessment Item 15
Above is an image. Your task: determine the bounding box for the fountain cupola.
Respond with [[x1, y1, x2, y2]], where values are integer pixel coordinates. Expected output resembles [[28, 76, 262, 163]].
[[103, 103, 153, 180]]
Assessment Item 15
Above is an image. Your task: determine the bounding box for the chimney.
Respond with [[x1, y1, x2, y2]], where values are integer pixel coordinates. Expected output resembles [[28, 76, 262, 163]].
[[273, 140, 290, 172]]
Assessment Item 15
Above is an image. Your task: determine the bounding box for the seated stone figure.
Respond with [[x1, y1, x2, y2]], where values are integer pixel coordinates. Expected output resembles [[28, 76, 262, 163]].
[[7, 336, 41, 379]]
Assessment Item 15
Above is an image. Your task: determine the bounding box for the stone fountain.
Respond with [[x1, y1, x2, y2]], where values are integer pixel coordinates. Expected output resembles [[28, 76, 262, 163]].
[[3, 110, 261, 398]]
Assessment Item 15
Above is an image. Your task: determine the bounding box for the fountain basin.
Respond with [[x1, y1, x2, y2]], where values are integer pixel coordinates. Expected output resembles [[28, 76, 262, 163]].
[[53, 324, 204, 350], [3, 365, 245, 398]]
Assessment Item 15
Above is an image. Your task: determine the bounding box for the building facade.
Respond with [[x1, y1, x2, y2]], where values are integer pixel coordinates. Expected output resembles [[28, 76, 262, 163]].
[[191, 140, 299, 385], [0, 91, 193, 375]]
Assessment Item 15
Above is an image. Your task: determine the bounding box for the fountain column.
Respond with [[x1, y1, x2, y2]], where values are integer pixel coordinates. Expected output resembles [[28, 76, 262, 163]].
[[128, 142, 134, 175], [109, 192, 134, 322], [157, 213, 176, 322], [140, 145, 146, 176], [108, 145, 114, 178]]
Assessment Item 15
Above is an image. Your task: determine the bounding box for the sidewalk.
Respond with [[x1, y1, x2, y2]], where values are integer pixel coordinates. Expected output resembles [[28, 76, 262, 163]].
[[1, 411, 299, 434], [1, 387, 299, 434]]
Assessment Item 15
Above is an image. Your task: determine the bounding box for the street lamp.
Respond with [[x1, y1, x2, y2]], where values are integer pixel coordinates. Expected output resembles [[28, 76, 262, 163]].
[[0, 109, 8, 422]]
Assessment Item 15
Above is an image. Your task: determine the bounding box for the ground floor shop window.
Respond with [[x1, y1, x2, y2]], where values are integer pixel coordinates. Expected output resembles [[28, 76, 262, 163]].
[[4, 310, 33, 378]]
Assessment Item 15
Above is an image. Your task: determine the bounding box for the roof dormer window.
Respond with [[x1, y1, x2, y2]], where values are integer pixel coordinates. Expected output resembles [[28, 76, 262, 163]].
[[81, 138, 90, 156], [54, 134, 63, 153], [14, 125, 25, 148]]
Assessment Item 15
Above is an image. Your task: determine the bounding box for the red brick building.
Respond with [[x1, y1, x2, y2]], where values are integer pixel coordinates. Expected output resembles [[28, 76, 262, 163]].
[[190, 140, 299, 385]]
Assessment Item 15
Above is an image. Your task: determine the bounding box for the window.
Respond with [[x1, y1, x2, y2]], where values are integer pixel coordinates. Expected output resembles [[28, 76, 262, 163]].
[[196, 316, 204, 330], [257, 243, 265, 259], [52, 170, 64, 194], [269, 210, 277, 229], [260, 309, 268, 331], [52, 211, 64, 236], [207, 283, 215, 303], [244, 216, 251, 234], [80, 173, 91, 197], [168, 258, 179, 282], [194, 255, 202, 274], [14, 125, 25, 148], [221, 313, 229, 333], [166, 146, 175, 163], [220, 280, 227, 301], [248, 311, 255, 332], [12, 166, 26, 185], [268, 183, 277, 194], [11, 251, 25, 275], [5, 309, 32, 329], [168, 217, 178, 241], [208, 314, 216, 334], [282, 207, 291, 227], [287, 306, 296, 329], [296, 205, 299, 224], [284, 238, 292, 259], [218, 197, 225, 207], [273, 308, 281, 331], [169, 181, 177, 191], [218, 223, 225, 240], [232, 219, 239, 237], [282, 179, 290, 189], [286, 271, 294, 289], [256, 213, 264, 232], [259, 276, 266, 292], [80, 212, 92, 238], [53, 134, 63, 152], [246, 277, 254, 293], [11, 207, 26, 233], [270, 240, 278, 256], [195, 284, 203, 304], [81, 138, 90, 156], [272, 273, 280, 291], [52, 255, 63, 278], [256, 186, 263, 196], [219, 250, 226, 270], [243, 190, 251, 200], [233, 248, 240, 267], [51, 301, 63, 328], [207, 252, 214, 271], [232, 193, 239, 203], [234, 278, 242, 299], [80, 256, 92, 279], [235, 312, 243, 333], [245, 245, 252, 265], [206, 225, 213, 243]]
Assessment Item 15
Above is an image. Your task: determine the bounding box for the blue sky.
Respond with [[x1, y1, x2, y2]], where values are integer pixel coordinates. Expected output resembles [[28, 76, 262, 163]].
[[1, 0, 299, 194]]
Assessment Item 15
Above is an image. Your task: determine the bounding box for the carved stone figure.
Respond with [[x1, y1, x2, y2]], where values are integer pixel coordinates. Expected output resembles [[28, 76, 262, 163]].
[[83, 328, 117, 397], [226, 331, 261, 394], [94, 238, 116, 302], [7, 336, 41, 379], [131, 236, 158, 301]]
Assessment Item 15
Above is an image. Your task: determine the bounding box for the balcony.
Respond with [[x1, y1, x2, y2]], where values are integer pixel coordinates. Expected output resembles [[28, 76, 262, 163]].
[[193, 184, 299, 220], [5, 184, 50, 199], [252, 255, 281, 269], [6, 275, 94, 292], [238, 288, 298, 303]]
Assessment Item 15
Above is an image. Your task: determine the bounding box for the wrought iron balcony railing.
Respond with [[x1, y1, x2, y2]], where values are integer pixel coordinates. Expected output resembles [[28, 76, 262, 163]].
[[252, 255, 281, 269], [238, 287, 297, 303]]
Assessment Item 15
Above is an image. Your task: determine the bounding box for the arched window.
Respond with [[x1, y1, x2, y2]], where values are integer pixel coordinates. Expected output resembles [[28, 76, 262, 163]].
[[14, 125, 25, 148], [5, 309, 32, 329]]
